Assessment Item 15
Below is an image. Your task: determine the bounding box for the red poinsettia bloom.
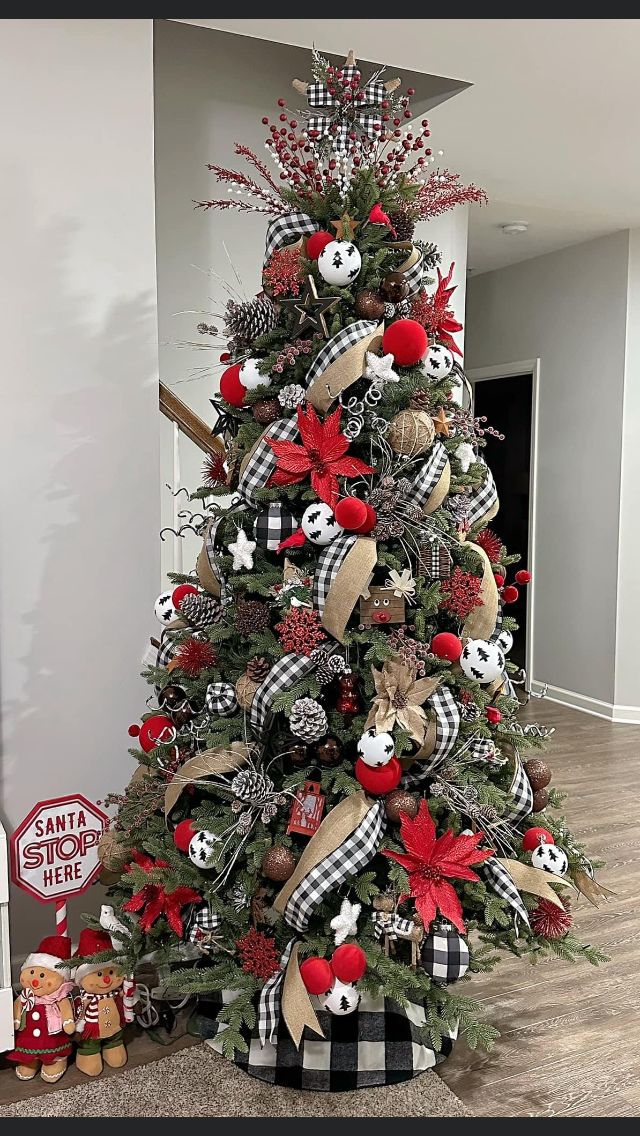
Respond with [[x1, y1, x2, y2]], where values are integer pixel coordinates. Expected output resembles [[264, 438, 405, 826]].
[[122, 850, 200, 937], [383, 800, 494, 932], [267, 403, 374, 508], [410, 262, 463, 357]]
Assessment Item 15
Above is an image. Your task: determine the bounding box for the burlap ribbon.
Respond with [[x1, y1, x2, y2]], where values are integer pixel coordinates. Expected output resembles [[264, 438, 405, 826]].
[[281, 941, 324, 1048], [461, 541, 499, 641], [423, 462, 451, 514], [306, 324, 384, 412], [496, 858, 573, 909], [196, 519, 223, 599], [164, 743, 248, 817], [321, 536, 378, 643]]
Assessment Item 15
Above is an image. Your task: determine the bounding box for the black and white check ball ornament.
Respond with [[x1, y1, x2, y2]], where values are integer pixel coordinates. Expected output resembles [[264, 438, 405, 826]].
[[531, 843, 568, 876], [154, 590, 177, 625], [317, 240, 362, 286], [188, 829, 220, 869], [254, 503, 299, 551], [301, 502, 344, 546], [357, 728, 395, 768], [421, 926, 470, 984], [460, 638, 505, 684], [423, 343, 454, 379], [321, 979, 361, 1016]]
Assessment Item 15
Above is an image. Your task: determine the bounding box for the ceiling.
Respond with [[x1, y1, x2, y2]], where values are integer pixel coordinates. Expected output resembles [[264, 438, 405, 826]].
[[176, 18, 640, 275]]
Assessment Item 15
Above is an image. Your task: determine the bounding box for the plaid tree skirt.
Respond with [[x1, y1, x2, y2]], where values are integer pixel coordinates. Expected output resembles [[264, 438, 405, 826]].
[[190, 990, 457, 1092]]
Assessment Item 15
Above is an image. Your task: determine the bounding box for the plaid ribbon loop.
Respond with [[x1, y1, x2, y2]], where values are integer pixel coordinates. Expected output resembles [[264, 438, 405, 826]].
[[249, 652, 318, 742], [305, 75, 386, 152], [467, 459, 499, 529], [402, 687, 461, 787], [264, 212, 318, 266], [238, 418, 299, 505], [410, 442, 448, 511], [258, 939, 294, 1047], [480, 856, 530, 930], [305, 321, 378, 393], [313, 533, 357, 614], [372, 912, 415, 942], [505, 751, 534, 824]]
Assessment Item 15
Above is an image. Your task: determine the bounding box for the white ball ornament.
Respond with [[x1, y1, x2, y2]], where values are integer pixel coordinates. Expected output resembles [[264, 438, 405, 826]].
[[423, 343, 454, 380], [301, 502, 344, 546], [240, 357, 271, 392], [495, 629, 514, 655], [317, 240, 362, 286], [321, 979, 361, 1016], [531, 843, 568, 876], [460, 639, 505, 684], [188, 829, 221, 870], [357, 728, 395, 768], [155, 590, 177, 625]]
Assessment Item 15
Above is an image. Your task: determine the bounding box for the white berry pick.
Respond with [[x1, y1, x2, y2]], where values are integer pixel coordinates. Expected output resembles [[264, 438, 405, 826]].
[[228, 528, 256, 571]]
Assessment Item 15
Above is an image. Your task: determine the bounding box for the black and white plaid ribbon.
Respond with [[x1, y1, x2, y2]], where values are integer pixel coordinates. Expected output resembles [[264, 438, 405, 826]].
[[467, 460, 498, 529], [257, 938, 294, 1047], [282, 800, 386, 932], [505, 751, 534, 824], [411, 441, 448, 511], [400, 250, 424, 297], [249, 652, 318, 742], [371, 912, 415, 942], [403, 687, 461, 786], [313, 533, 357, 614], [264, 212, 318, 265], [156, 626, 182, 669], [199, 517, 227, 604], [305, 321, 378, 392], [238, 417, 299, 505], [480, 855, 530, 929], [465, 737, 504, 764], [306, 74, 386, 152], [188, 901, 222, 944]]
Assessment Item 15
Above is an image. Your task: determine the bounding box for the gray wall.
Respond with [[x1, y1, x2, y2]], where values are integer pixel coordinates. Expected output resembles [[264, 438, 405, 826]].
[[466, 231, 630, 705], [0, 19, 159, 957]]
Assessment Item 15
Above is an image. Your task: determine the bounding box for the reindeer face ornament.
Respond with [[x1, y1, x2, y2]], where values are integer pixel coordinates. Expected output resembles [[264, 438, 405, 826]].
[[359, 586, 405, 628]]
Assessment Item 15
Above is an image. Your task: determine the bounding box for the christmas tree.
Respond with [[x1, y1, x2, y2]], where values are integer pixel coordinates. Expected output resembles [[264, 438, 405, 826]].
[[97, 49, 608, 1089]]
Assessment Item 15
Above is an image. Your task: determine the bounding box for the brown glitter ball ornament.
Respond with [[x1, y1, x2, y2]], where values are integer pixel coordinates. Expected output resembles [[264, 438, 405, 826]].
[[314, 736, 342, 766], [236, 672, 259, 710], [236, 598, 271, 636], [261, 845, 296, 882], [387, 409, 435, 457], [385, 789, 419, 823], [98, 830, 130, 874], [355, 289, 386, 321], [252, 398, 281, 426], [287, 741, 309, 767], [532, 786, 550, 812], [525, 758, 552, 792], [381, 271, 409, 303], [247, 656, 270, 682]]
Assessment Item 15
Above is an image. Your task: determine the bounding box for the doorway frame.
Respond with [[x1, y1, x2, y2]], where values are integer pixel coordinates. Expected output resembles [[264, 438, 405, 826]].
[[466, 358, 540, 689]]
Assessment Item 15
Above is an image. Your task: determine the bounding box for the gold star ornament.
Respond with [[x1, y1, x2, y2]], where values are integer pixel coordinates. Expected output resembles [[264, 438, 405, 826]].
[[279, 275, 340, 339], [331, 213, 361, 241]]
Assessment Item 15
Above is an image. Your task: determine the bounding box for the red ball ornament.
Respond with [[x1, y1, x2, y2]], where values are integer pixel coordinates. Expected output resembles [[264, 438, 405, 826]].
[[494, 574, 505, 588], [352, 503, 377, 534], [130, 714, 176, 753], [502, 585, 519, 604], [306, 231, 334, 260], [173, 819, 196, 853], [171, 583, 199, 610], [515, 570, 532, 585], [521, 826, 554, 852], [431, 632, 463, 663], [220, 363, 247, 407], [299, 956, 333, 995], [381, 320, 428, 367], [486, 706, 502, 724], [355, 756, 402, 795], [331, 943, 367, 984], [334, 497, 368, 531]]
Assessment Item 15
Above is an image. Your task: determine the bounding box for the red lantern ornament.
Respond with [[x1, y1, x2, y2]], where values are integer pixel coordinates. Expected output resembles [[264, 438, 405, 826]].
[[306, 231, 334, 260], [128, 714, 176, 753], [220, 362, 247, 407], [502, 585, 519, 604], [335, 674, 361, 717], [430, 632, 463, 662], [300, 956, 333, 995], [331, 943, 367, 984], [173, 819, 196, 853], [515, 569, 532, 585], [381, 319, 428, 367], [353, 503, 377, 534], [334, 496, 368, 531], [355, 756, 402, 795], [486, 706, 502, 724], [521, 826, 554, 852], [171, 583, 199, 610]]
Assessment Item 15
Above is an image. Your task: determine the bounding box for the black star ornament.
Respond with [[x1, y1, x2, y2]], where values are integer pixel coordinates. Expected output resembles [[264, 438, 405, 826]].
[[279, 275, 340, 339]]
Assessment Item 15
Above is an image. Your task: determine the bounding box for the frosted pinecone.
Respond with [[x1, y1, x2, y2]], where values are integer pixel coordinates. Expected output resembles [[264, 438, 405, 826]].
[[289, 697, 328, 743], [231, 768, 275, 805], [311, 648, 350, 686], [246, 656, 270, 682], [180, 593, 223, 630], [224, 295, 278, 349], [278, 383, 306, 410], [388, 210, 416, 243]]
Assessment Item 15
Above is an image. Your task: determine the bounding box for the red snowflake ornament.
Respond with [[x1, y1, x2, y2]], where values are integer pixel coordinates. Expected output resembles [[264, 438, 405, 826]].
[[267, 403, 374, 509], [439, 568, 483, 621], [275, 607, 326, 656], [383, 800, 493, 932], [236, 927, 281, 980]]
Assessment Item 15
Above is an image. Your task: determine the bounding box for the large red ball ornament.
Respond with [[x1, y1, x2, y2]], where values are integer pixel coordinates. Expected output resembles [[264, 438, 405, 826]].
[[355, 756, 402, 795], [306, 231, 334, 260], [299, 956, 333, 995], [173, 819, 196, 853], [130, 714, 176, 753], [334, 497, 368, 531], [172, 583, 199, 609], [331, 943, 367, 984], [502, 585, 519, 604], [521, 826, 554, 852], [515, 569, 532, 585], [381, 319, 428, 367], [220, 363, 247, 407], [431, 632, 463, 663], [353, 503, 377, 534]]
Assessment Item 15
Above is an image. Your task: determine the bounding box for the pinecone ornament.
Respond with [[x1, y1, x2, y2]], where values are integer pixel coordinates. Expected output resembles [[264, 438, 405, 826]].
[[231, 768, 275, 805], [278, 383, 306, 411], [389, 210, 416, 243], [224, 294, 278, 350], [247, 656, 270, 682], [236, 599, 271, 636], [417, 240, 441, 272], [180, 592, 223, 630], [409, 387, 432, 413], [289, 697, 328, 743], [311, 648, 350, 686]]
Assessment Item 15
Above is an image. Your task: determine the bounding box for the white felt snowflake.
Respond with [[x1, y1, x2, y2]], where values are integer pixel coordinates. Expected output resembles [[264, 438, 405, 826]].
[[454, 441, 475, 473], [364, 351, 400, 389], [227, 528, 256, 571], [330, 898, 362, 946]]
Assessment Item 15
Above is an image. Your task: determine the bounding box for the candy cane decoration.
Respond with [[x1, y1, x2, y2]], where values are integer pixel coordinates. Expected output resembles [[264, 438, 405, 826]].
[[55, 899, 68, 937]]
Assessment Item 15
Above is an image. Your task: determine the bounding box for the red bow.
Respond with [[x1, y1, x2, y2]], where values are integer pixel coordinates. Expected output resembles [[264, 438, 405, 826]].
[[123, 850, 200, 937]]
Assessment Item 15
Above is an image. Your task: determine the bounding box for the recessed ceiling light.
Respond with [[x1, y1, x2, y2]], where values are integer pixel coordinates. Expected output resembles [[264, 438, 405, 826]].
[[501, 222, 528, 235]]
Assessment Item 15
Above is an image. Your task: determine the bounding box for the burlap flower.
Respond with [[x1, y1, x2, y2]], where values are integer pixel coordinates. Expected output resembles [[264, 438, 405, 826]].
[[365, 658, 440, 743]]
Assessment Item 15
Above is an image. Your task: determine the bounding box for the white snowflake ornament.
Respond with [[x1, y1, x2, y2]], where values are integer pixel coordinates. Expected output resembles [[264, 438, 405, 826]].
[[240, 357, 271, 392], [330, 898, 362, 946], [227, 528, 256, 571], [454, 442, 475, 473]]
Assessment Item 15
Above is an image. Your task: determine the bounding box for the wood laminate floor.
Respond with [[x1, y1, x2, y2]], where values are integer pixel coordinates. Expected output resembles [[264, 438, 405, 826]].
[[438, 700, 640, 1117]]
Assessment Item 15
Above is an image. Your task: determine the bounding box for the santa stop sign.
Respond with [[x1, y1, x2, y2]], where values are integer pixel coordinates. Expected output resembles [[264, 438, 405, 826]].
[[11, 794, 108, 904]]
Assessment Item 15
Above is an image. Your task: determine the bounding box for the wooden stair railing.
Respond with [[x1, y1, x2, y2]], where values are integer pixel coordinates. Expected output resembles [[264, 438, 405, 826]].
[[159, 382, 226, 457]]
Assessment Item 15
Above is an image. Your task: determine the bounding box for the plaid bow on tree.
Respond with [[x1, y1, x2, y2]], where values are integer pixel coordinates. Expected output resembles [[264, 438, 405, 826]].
[[294, 52, 400, 155]]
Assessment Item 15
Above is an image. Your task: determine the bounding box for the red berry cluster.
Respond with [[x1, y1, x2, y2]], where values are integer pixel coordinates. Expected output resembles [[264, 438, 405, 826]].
[[493, 567, 532, 605], [273, 339, 314, 374]]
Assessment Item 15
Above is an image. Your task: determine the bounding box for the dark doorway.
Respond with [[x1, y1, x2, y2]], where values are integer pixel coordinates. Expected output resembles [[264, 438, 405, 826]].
[[473, 373, 533, 671]]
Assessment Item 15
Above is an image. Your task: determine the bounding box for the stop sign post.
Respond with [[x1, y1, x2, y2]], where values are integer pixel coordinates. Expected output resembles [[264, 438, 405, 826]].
[[11, 794, 108, 935]]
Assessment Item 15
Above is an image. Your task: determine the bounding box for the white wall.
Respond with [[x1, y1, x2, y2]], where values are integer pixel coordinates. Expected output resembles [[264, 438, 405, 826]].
[[0, 19, 159, 956], [466, 232, 630, 711]]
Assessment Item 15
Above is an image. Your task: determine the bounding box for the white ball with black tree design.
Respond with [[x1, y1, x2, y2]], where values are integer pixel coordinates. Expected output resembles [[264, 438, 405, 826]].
[[460, 639, 505, 684], [321, 979, 361, 1016], [317, 240, 362, 286]]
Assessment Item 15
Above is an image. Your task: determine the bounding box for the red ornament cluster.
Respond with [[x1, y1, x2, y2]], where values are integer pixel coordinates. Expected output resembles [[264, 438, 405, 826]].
[[300, 943, 367, 995], [263, 246, 304, 297], [275, 607, 326, 657]]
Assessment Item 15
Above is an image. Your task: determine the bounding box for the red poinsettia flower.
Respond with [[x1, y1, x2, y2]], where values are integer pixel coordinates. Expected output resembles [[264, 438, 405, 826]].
[[267, 403, 374, 508], [382, 800, 494, 932], [410, 262, 463, 357]]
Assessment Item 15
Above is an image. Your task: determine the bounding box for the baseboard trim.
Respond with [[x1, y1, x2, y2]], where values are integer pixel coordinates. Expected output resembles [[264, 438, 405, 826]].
[[530, 681, 640, 724]]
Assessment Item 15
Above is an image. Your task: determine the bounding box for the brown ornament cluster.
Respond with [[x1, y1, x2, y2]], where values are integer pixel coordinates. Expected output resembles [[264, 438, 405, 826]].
[[524, 758, 552, 811], [261, 844, 296, 882], [354, 289, 386, 321], [381, 271, 409, 304], [252, 398, 281, 426]]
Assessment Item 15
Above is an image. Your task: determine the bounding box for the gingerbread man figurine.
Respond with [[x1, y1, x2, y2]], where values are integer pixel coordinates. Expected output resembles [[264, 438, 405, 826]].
[[6, 934, 75, 1083]]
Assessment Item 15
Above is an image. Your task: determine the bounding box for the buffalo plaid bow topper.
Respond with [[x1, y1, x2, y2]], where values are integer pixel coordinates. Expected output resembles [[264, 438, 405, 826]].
[[294, 54, 400, 155]]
